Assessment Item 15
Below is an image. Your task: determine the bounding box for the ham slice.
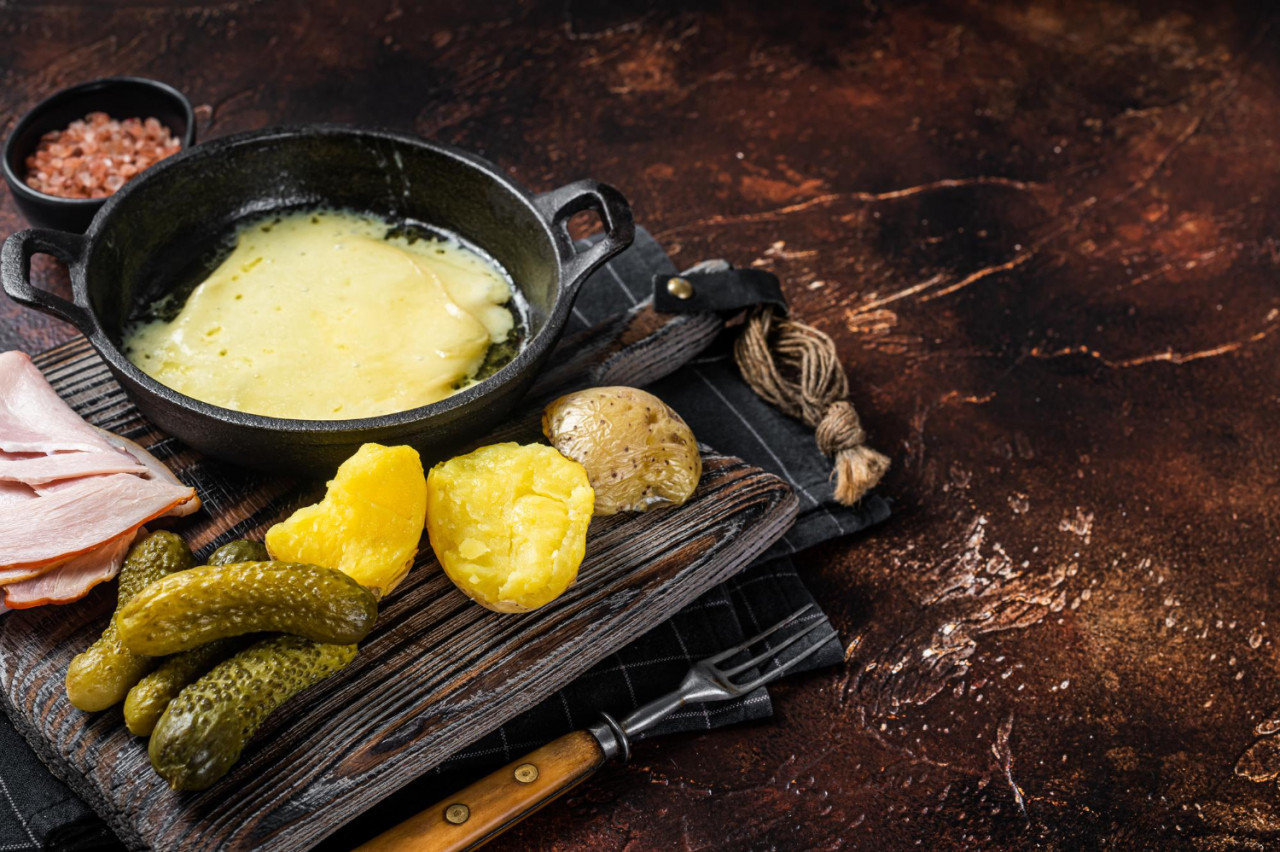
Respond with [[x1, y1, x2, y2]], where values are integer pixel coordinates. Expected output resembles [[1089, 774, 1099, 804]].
[[0, 480, 33, 507], [0, 352, 120, 454], [0, 352, 202, 604], [0, 473, 195, 572], [95, 430, 201, 517], [0, 448, 149, 484], [3, 531, 137, 608]]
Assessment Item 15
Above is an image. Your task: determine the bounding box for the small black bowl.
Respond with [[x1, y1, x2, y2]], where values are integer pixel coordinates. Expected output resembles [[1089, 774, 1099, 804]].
[[2, 77, 196, 233]]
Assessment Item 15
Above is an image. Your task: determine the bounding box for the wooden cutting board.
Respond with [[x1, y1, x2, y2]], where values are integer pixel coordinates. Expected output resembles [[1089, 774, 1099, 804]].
[[0, 308, 797, 852]]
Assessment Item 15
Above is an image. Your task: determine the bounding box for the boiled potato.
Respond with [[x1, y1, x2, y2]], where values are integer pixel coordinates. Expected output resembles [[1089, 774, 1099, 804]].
[[427, 442, 594, 612], [265, 443, 427, 598], [542, 386, 701, 516]]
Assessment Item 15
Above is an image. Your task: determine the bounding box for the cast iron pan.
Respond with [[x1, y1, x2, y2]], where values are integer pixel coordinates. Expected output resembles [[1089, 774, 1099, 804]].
[[0, 125, 635, 475]]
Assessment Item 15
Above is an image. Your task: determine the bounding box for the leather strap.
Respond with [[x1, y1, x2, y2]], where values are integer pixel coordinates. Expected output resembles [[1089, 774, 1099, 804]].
[[652, 266, 788, 316]]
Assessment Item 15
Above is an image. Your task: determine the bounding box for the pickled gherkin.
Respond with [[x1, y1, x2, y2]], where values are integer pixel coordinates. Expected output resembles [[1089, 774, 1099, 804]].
[[65, 531, 194, 712], [116, 561, 377, 655], [123, 637, 251, 736], [120, 540, 272, 734], [149, 635, 356, 790], [206, 539, 269, 566]]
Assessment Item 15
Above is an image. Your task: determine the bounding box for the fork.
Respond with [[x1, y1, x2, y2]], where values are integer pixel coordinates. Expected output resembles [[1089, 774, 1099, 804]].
[[355, 604, 838, 852]]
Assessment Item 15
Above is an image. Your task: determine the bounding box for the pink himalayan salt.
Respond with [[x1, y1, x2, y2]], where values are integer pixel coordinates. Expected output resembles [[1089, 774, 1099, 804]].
[[24, 111, 181, 200]]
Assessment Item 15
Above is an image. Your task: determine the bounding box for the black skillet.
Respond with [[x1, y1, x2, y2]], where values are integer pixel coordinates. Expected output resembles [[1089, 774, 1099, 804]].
[[0, 126, 634, 475]]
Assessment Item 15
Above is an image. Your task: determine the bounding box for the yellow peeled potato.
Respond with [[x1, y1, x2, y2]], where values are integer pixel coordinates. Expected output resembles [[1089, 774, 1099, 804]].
[[265, 443, 427, 598], [427, 442, 594, 612], [542, 386, 701, 516]]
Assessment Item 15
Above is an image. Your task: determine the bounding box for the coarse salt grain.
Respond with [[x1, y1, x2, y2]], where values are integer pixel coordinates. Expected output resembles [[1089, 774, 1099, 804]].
[[23, 111, 180, 200]]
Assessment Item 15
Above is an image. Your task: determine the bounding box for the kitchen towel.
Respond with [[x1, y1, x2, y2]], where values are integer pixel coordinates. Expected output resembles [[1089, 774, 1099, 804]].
[[0, 227, 889, 851]]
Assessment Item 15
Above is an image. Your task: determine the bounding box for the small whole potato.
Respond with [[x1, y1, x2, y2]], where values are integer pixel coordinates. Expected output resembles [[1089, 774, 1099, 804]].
[[542, 386, 701, 516]]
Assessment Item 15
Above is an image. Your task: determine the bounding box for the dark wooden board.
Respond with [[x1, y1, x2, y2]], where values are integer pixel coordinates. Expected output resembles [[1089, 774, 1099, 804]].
[[0, 333, 796, 852]]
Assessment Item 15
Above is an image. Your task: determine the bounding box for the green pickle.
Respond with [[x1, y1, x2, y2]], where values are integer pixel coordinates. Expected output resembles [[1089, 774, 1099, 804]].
[[65, 531, 194, 712], [149, 635, 357, 790], [206, 539, 269, 566], [121, 540, 270, 735], [123, 637, 251, 736], [116, 561, 377, 655]]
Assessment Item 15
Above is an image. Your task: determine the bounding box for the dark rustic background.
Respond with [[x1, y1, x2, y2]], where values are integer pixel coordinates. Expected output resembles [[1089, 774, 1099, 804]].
[[4, 1, 1280, 849]]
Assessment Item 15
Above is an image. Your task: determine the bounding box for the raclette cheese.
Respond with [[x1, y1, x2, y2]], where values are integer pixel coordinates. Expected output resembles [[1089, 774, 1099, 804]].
[[124, 210, 517, 420]]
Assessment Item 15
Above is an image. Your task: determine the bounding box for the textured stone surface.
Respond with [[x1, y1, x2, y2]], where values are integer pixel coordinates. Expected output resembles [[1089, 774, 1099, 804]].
[[3, 1, 1280, 849]]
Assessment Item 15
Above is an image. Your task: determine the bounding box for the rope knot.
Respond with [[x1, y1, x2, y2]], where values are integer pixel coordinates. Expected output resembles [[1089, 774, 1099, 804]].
[[815, 400, 865, 456], [733, 306, 889, 505]]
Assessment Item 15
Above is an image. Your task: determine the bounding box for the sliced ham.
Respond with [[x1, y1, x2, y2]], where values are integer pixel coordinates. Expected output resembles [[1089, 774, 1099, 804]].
[[0, 471, 195, 572], [0, 448, 149, 485], [0, 560, 69, 585], [0, 352, 202, 604], [0, 480, 33, 508], [0, 351, 120, 454], [3, 531, 137, 608], [95, 430, 201, 517]]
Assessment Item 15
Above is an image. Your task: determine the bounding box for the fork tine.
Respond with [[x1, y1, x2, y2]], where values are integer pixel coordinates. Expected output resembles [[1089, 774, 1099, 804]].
[[721, 616, 832, 678], [707, 603, 815, 664], [733, 628, 838, 692]]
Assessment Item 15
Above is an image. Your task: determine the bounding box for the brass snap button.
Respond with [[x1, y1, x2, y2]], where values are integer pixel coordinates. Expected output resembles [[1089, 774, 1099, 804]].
[[445, 803, 470, 824], [514, 763, 539, 784], [667, 277, 694, 300]]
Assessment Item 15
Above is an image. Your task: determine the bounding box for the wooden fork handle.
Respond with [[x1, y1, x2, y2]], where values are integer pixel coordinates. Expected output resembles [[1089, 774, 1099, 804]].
[[353, 730, 608, 852]]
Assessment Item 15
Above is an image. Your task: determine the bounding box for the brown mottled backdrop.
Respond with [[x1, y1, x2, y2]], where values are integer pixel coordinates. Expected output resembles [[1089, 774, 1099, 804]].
[[3, 1, 1280, 849]]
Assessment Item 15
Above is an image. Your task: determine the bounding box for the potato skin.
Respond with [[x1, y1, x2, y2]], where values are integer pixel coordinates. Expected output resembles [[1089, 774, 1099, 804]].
[[427, 443, 593, 612], [472, 594, 531, 614], [542, 386, 701, 516]]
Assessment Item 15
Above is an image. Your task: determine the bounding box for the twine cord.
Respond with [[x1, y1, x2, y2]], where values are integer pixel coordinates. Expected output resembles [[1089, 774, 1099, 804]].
[[733, 306, 889, 505]]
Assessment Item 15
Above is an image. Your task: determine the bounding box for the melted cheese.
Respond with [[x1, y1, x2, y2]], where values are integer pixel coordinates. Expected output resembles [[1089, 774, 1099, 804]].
[[124, 211, 515, 420]]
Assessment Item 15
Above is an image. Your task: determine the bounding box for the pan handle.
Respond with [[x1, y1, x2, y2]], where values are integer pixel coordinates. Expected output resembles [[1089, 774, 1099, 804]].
[[533, 179, 635, 295], [1, 228, 94, 335]]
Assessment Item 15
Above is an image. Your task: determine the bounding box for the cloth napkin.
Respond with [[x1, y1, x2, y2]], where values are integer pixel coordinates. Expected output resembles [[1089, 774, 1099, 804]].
[[0, 228, 889, 851]]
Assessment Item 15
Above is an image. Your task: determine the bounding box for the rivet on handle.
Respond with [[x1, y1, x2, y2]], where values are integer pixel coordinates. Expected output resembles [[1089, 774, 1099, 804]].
[[514, 763, 539, 784], [444, 804, 470, 825]]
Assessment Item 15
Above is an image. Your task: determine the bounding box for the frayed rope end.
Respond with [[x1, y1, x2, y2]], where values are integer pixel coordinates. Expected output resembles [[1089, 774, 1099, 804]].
[[818, 400, 890, 505], [832, 444, 890, 506]]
